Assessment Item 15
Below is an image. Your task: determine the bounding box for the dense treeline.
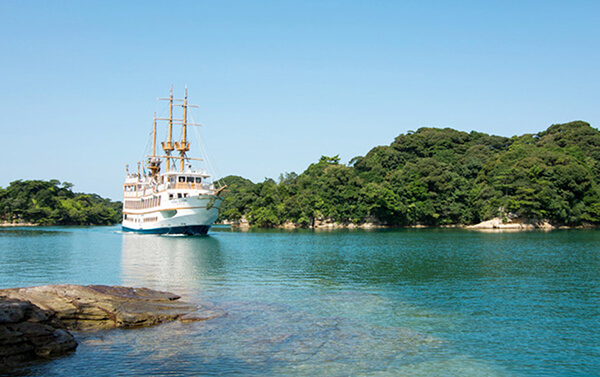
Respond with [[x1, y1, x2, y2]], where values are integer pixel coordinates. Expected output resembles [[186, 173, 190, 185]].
[[218, 121, 600, 227], [0, 180, 122, 225]]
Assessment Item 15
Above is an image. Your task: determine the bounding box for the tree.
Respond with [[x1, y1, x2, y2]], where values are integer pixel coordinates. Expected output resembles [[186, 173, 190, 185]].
[[0, 180, 122, 225], [216, 121, 600, 228]]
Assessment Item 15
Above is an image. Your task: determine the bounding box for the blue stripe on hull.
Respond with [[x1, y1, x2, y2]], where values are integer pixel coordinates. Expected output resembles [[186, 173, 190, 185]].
[[122, 225, 211, 235]]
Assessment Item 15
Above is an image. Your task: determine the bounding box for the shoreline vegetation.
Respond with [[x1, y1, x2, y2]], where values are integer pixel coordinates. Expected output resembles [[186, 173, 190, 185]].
[[218, 121, 600, 231], [222, 216, 597, 231], [3, 121, 600, 231], [0, 180, 122, 226]]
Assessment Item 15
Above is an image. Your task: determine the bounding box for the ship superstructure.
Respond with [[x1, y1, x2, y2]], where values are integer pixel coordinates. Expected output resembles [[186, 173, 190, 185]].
[[122, 87, 224, 235]]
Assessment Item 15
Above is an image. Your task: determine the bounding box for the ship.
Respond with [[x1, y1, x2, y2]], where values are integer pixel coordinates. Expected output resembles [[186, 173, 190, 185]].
[[122, 87, 225, 235]]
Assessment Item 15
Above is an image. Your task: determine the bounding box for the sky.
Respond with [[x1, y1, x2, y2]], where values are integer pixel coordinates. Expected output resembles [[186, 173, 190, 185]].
[[1, 0, 599, 200]]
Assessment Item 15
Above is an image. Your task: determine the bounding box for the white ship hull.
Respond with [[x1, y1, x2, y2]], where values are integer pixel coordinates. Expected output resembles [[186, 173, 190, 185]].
[[122, 195, 222, 235]]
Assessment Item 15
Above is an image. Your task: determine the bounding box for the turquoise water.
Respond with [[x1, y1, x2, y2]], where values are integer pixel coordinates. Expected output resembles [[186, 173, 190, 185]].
[[0, 226, 599, 376]]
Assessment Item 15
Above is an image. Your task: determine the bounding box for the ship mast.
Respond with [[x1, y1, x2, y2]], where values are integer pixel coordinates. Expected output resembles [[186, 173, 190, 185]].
[[175, 87, 191, 171], [152, 114, 157, 157], [160, 85, 175, 171], [146, 114, 161, 179], [155, 86, 201, 173]]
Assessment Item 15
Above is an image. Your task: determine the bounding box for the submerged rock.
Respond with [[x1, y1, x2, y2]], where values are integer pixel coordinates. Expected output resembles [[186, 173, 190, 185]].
[[0, 284, 224, 330], [0, 284, 226, 368]]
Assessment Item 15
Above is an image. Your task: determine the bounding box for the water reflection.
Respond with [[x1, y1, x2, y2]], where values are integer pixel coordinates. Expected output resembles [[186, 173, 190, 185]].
[[120, 234, 223, 298], [0, 228, 68, 237]]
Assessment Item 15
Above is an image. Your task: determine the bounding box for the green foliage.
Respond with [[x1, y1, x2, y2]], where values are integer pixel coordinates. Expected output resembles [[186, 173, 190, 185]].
[[0, 180, 122, 225], [217, 175, 258, 222], [218, 121, 600, 227]]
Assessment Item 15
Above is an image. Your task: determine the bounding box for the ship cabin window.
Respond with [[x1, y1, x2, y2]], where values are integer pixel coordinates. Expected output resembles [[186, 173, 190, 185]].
[[186, 176, 194, 183], [178, 176, 185, 183], [169, 194, 173, 200], [169, 176, 176, 184], [177, 193, 182, 199], [195, 177, 202, 183]]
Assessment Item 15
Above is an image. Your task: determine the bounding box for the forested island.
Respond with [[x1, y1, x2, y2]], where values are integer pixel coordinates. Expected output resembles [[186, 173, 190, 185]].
[[218, 121, 600, 229], [3, 121, 598, 229], [0, 180, 122, 226]]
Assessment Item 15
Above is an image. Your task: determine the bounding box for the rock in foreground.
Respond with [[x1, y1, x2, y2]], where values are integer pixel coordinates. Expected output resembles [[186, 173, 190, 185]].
[[0, 284, 225, 368], [0, 297, 77, 368]]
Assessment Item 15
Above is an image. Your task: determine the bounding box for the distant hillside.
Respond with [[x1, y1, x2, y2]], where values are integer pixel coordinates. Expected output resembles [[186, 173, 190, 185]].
[[218, 121, 600, 228], [0, 180, 122, 226]]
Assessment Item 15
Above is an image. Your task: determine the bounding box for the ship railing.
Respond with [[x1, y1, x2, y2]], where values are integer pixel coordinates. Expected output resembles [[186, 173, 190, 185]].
[[165, 182, 206, 190]]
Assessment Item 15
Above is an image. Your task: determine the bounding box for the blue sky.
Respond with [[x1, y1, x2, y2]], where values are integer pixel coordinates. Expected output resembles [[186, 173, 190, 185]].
[[1, 0, 599, 200]]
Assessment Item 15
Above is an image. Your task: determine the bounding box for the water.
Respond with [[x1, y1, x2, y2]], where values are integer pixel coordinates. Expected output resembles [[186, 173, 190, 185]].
[[1, 226, 599, 376]]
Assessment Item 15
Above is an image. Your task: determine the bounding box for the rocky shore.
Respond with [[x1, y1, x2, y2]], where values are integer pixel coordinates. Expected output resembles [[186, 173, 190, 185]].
[[465, 217, 597, 231], [226, 215, 385, 230], [465, 217, 554, 230], [0, 284, 225, 369], [0, 222, 38, 227], [227, 215, 595, 231]]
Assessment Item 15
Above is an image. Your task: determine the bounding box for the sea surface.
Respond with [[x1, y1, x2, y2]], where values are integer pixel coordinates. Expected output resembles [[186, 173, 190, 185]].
[[0, 226, 598, 376]]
